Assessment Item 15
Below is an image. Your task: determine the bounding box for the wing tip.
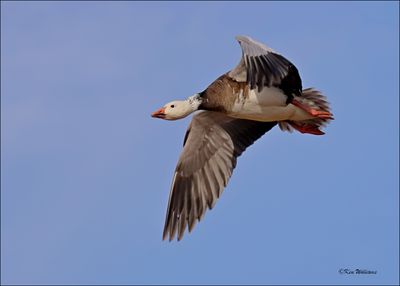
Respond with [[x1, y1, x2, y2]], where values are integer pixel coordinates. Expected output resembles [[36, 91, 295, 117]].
[[235, 35, 251, 43], [162, 228, 169, 241], [162, 228, 185, 242]]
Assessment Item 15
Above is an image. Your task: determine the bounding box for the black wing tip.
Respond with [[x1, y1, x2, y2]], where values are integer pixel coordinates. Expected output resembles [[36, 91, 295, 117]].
[[162, 219, 186, 242], [161, 231, 176, 242], [163, 215, 203, 242], [162, 229, 169, 241], [162, 230, 184, 242]]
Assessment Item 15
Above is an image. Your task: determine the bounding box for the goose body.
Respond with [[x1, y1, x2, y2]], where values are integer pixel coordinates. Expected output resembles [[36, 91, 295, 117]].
[[152, 35, 333, 241], [200, 74, 314, 122]]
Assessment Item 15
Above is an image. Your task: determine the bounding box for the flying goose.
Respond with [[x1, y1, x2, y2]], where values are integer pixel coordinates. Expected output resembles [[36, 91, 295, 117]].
[[152, 35, 333, 241]]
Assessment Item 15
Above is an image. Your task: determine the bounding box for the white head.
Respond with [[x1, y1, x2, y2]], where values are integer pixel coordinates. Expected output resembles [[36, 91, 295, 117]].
[[151, 94, 202, 121]]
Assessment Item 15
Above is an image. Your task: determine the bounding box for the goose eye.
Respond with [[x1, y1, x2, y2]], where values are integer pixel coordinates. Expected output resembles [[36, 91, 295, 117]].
[[170, 104, 175, 108]]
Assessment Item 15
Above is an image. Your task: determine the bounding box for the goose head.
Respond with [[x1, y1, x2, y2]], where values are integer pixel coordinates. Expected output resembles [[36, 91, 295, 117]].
[[151, 94, 202, 121]]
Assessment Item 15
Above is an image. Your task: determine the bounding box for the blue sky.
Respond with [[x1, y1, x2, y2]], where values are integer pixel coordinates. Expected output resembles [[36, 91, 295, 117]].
[[1, 1, 399, 285]]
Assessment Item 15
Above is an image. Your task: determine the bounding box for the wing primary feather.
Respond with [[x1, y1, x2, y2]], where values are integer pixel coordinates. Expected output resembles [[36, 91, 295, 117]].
[[255, 57, 265, 92], [193, 172, 206, 221], [163, 172, 178, 241], [202, 166, 217, 209], [169, 211, 178, 242], [190, 177, 199, 222], [246, 56, 254, 89], [205, 160, 221, 200], [259, 55, 274, 86], [177, 194, 187, 241]]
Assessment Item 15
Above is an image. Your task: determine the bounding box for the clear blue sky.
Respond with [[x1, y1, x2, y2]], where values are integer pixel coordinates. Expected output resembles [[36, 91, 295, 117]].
[[1, 1, 399, 285]]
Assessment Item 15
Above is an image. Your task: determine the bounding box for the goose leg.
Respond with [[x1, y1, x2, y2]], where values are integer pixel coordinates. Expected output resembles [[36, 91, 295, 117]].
[[291, 99, 333, 120]]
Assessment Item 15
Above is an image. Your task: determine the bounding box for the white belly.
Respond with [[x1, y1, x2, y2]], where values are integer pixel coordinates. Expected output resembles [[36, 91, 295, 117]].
[[229, 87, 313, 122]]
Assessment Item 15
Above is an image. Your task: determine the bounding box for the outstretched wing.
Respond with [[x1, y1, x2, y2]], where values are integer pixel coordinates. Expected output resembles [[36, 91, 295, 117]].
[[163, 111, 276, 241], [228, 35, 302, 96]]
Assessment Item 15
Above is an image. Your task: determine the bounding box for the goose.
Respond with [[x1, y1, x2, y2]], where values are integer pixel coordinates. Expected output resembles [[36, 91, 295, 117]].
[[151, 35, 333, 241]]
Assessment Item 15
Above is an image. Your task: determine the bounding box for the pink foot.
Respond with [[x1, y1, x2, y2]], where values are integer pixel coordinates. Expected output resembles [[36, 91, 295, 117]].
[[292, 99, 334, 120], [289, 121, 325, 135]]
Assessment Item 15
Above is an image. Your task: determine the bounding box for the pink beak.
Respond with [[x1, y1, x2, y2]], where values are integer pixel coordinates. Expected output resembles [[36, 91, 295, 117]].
[[151, 107, 166, 119]]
